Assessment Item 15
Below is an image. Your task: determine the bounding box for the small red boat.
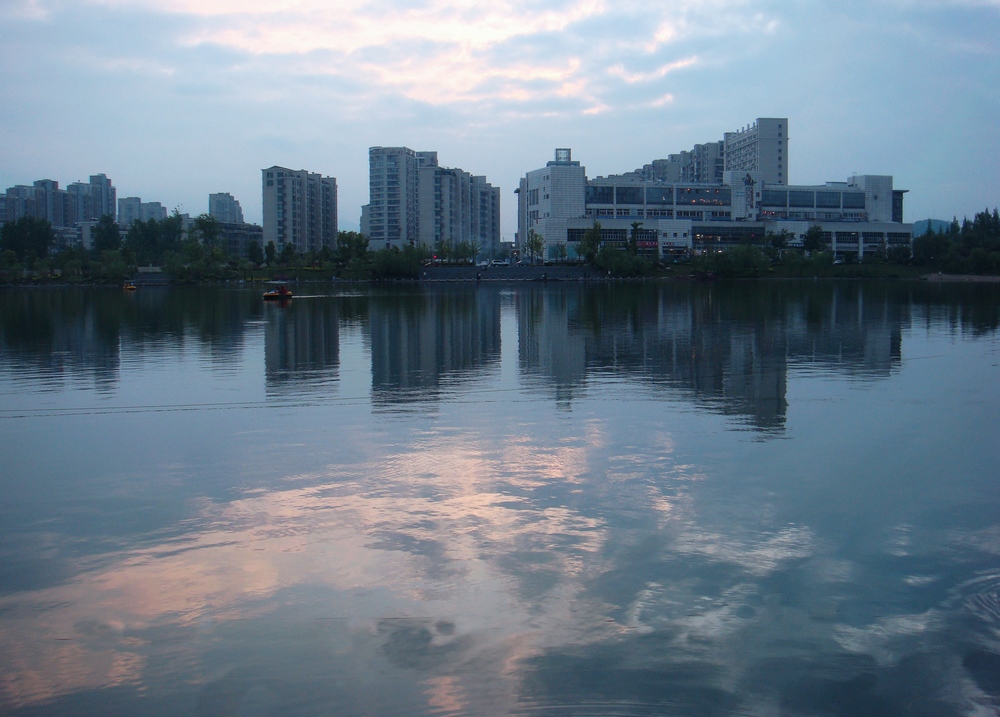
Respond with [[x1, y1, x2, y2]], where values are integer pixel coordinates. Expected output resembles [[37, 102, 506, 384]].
[[263, 285, 293, 300]]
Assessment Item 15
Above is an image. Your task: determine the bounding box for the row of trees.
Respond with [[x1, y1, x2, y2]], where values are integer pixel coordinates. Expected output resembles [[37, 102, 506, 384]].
[[550, 211, 1000, 278], [0, 212, 481, 282], [6, 207, 998, 283], [912, 209, 1000, 274]]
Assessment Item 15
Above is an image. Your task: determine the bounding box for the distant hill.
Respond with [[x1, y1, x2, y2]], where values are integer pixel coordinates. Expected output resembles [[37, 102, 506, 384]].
[[912, 219, 952, 236]]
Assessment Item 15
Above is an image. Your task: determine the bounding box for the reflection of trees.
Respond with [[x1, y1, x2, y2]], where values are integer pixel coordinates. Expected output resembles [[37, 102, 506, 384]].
[[0, 289, 123, 388], [0, 288, 272, 391], [367, 286, 501, 405]]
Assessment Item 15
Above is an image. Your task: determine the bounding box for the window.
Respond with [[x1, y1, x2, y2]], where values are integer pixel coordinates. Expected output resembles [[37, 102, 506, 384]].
[[789, 190, 814, 208], [585, 186, 615, 204], [646, 186, 673, 205], [842, 193, 866, 209], [615, 186, 643, 205], [675, 187, 730, 206], [816, 191, 840, 209], [762, 190, 787, 206]]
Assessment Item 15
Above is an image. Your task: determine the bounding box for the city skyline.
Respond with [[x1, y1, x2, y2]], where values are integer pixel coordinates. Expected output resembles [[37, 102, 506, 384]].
[[1, 2, 998, 238]]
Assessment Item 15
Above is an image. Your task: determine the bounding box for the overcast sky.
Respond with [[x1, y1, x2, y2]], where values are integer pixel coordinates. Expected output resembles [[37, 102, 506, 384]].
[[2, 0, 998, 236]]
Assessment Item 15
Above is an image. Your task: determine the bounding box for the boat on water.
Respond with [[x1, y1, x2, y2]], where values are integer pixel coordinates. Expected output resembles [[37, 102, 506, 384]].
[[123, 282, 137, 291], [263, 285, 293, 300]]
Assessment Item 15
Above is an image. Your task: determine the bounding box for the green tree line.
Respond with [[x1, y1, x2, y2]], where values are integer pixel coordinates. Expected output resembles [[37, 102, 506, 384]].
[[912, 209, 1000, 274]]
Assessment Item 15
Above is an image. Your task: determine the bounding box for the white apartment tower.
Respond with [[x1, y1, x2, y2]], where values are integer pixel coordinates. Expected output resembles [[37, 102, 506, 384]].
[[209, 192, 245, 224], [367, 147, 420, 248], [262, 166, 338, 253], [365, 147, 500, 253], [415, 152, 501, 254], [724, 118, 788, 185]]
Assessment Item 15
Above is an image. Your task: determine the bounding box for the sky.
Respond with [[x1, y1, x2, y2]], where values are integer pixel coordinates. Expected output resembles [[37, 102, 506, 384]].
[[1, 0, 998, 237]]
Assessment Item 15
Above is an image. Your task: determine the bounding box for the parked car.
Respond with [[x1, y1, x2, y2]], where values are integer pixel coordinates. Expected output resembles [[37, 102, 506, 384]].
[[491, 259, 509, 267]]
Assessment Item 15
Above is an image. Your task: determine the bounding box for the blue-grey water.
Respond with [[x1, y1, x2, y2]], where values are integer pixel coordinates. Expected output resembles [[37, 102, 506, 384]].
[[1, 281, 999, 716]]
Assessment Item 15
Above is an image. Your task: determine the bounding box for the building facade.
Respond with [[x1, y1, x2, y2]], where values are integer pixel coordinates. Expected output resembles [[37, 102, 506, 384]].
[[262, 166, 338, 254], [209, 192, 245, 224], [723, 118, 788, 185], [519, 147, 912, 262], [118, 197, 168, 225], [365, 147, 420, 248], [364, 147, 501, 255], [515, 148, 587, 253], [3, 174, 117, 229]]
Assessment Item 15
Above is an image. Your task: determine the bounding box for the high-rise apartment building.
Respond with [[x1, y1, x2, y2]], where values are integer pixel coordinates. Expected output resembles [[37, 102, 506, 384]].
[[724, 118, 788, 185], [86, 174, 117, 220], [118, 197, 168, 225], [209, 192, 245, 224], [613, 117, 787, 186], [364, 147, 500, 254], [3, 173, 117, 227], [414, 152, 501, 254], [365, 147, 420, 248], [261, 166, 338, 253]]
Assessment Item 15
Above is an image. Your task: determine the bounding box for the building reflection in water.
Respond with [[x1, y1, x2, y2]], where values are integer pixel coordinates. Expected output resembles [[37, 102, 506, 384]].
[[264, 298, 340, 396], [367, 287, 501, 407], [517, 283, 904, 430]]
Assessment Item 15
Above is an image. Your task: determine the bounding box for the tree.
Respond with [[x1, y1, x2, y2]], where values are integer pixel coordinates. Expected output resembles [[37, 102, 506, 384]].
[[336, 231, 369, 264], [1, 216, 54, 265], [192, 214, 221, 251], [525, 229, 544, 264], [580, 221, 602, 265], [801, 225, 827, 254], [161, 211, 185, 253], [628, 221, 642, 256], [265, 241, 276, 264], [279, 243, 297, 265], [768, 229, 792, 254], [247, 241, 264, 265], [92, 215, 121, 253]]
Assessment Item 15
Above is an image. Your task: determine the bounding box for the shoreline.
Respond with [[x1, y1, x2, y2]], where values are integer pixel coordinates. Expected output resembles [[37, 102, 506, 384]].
[[922, 273, 1000, 283]]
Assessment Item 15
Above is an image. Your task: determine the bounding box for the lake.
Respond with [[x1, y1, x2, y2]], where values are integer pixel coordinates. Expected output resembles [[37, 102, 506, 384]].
[[1, 280, 999, 716]]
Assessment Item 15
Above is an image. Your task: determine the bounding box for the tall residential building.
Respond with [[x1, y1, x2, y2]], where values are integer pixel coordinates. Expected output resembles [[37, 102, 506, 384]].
[[365, 147, 420, 248], [364, 147, 500, 253], [3, 174, 117, 227], [724, 118, 788, 185], [87, 174, 117, 220], [261, 166, 338, 253], [612, 117, 787, 186], [413, 151, 501, 254], [209, 192, 245, 224], [118, 197, 142, 226], [118, 197, 168, 225]]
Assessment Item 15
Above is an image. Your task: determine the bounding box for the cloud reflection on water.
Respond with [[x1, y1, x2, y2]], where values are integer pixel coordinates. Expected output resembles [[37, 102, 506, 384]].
[[1, 282, 999, 714]]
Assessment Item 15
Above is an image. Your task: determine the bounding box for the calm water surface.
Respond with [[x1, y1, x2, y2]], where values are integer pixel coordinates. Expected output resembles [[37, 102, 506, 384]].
[[1, 281, 999, 716]]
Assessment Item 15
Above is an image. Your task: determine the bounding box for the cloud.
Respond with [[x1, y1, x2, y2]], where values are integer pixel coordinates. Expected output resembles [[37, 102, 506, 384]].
[[608, 57, 698, 84], [58, 0, 779, 116]]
